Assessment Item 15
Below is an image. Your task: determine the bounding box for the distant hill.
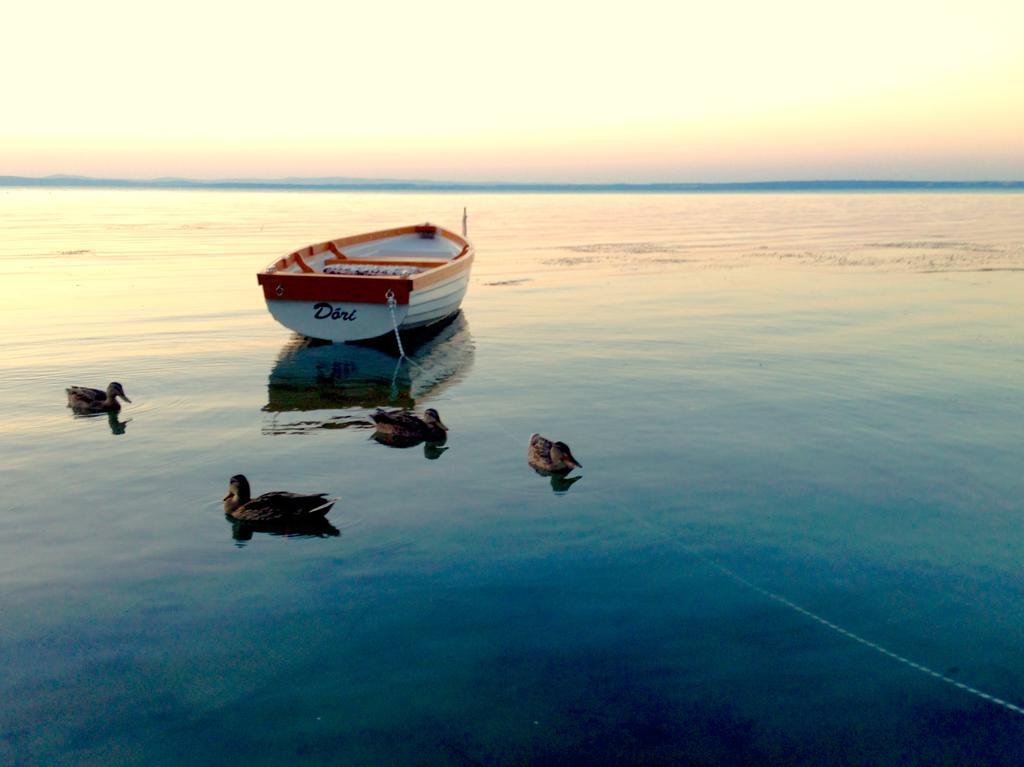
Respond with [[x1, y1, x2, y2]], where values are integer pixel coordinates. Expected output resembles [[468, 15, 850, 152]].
[[0, 175, 1021, 192]]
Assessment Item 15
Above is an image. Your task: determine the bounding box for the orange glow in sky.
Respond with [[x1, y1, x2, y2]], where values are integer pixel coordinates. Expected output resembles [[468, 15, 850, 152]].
[[3, 0, 1022, 181]]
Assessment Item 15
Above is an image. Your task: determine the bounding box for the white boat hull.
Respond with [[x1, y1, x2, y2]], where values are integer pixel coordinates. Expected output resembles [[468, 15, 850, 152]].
[[265, 270, 470, 343]]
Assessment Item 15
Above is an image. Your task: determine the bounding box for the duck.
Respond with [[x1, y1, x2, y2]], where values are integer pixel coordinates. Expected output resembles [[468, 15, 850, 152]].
[[528, 433, 582, 474], [370, 407, 448, 442], [222, 474, 335, 522], [66, 382, 131, 412]]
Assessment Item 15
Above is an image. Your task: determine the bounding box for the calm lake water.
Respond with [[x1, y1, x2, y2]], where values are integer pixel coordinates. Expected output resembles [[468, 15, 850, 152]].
[[2, 190, 1023, 765]]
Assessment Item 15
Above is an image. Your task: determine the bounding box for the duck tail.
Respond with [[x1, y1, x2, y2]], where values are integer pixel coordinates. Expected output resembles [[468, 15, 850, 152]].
[[370, 409, 402, 427]]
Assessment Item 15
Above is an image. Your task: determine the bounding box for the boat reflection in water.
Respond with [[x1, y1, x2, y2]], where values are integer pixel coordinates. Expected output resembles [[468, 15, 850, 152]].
[[226, 515, 341, 546], [262, 312, 474, 436]]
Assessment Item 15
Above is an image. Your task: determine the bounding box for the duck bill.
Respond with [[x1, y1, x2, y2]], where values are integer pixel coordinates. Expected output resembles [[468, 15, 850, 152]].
[[222, 492, 232, 501], [122, 395, 132, 403], [437, 419, 449, 432], [566, 455, 582, 469]]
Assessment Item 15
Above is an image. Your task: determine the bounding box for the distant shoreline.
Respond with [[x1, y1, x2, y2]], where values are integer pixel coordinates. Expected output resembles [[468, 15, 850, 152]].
[[2, 176, 1022, 193]]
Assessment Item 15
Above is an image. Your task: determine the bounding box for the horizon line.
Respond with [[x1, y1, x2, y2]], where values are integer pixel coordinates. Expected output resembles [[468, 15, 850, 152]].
[[2, 174, 1023, 193]]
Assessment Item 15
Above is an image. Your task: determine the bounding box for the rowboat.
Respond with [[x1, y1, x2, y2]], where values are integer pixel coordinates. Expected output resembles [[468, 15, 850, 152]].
[[257, 222, 473, 343]]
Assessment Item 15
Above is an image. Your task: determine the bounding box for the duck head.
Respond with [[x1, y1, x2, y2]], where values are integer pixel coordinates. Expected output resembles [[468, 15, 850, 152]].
[[107, 382, 132, 403], [223, 474, 252, 506], [423, 408, 448, 431], [552, 441, 582, 469]]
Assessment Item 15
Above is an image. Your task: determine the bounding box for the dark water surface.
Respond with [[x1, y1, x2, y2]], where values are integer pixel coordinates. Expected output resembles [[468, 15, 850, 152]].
[[2, 191, 1023, 765]]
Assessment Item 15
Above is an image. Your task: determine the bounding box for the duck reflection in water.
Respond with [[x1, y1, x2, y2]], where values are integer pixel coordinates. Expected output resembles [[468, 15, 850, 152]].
[[106, 411, 131, 435], [545, 473, 582, 493], [528, 433, 583, 493], [70, 409, 133, 435], [228, 516, 340, 545]]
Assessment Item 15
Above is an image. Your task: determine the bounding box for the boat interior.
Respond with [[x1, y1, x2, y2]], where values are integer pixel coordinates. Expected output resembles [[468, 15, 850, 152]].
[[266, 225, 470, 276]]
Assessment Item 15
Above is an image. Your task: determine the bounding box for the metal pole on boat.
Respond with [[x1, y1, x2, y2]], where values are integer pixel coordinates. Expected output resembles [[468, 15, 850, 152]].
[[462, 207, 468, 238]]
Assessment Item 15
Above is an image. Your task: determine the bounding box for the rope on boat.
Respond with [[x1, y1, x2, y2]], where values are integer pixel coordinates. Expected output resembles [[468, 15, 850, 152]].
[[384, 290, 408, 359], [384, 289, 422, 371]]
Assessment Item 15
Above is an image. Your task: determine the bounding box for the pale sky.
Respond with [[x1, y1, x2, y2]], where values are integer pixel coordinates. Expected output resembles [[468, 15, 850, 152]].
[[3, 0, 1022, 182]]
